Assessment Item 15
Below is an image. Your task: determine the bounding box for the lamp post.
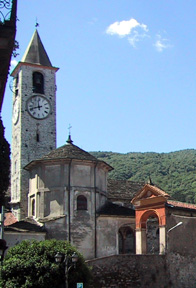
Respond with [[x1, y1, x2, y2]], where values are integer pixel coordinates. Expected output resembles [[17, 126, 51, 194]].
[[0, 239, 8, 282], [55, 252, 78, 288], [167, 222, 183, 252], [0, 239, 7, 264]]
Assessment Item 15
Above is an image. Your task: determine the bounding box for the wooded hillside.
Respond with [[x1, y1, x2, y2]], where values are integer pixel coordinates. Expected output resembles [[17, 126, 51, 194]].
[[91, 149, 196, 204]]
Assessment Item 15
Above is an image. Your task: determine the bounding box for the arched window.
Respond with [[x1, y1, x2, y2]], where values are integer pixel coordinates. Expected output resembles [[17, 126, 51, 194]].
[[119, 227, 135, 254], [77, 195, 87, 210], [33, 72, 44, 94], [32, 199, 35, 216]]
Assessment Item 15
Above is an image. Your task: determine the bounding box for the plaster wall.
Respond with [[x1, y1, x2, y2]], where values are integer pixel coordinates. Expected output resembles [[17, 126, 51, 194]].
[[70, 188, 95, 259], [44, 217, 67, 240], [166, 212, 196, 256], [97, 216, 135, 258], [26, 158, 110, 259], [4, 232, 46, 249]]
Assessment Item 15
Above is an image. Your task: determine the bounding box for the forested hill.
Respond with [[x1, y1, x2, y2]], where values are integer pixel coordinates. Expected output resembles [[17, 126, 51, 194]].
[[91, 149, 196, 204]]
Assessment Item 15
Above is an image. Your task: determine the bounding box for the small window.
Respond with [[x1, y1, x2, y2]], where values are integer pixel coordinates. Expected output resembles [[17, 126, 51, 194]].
[[77, 195, 87, 210], [36, 132, 40, 142], [33, 72, 44, 94], [32, 199, 35, 216]]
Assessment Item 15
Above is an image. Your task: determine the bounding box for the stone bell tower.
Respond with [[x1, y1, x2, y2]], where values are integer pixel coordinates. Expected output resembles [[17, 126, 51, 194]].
[[10, 29, 59, 220]]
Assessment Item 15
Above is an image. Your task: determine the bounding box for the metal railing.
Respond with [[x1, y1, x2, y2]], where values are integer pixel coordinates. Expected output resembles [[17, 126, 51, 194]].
[[0, 0, 13, 23]]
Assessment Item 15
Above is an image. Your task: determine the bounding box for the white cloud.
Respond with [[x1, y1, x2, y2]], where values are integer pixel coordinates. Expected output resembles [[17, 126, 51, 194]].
[[128, 31, 150, 48], [106, 19, 172, 52], [11, 59, 18, 67], [106, 18, 148, 37], [154, 34, 172, 52]]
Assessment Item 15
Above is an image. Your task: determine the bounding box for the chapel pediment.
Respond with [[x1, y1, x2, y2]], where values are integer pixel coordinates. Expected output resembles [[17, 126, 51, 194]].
[[131, 183, 170, 209]]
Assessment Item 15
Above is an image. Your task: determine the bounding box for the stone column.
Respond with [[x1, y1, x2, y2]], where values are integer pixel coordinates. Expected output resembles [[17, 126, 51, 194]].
[[136, 228, 146, 254], [159, 225, 166, 254]]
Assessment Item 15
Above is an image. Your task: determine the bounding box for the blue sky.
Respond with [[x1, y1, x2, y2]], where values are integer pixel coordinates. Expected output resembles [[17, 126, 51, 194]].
[[2, 0, 196, 153]]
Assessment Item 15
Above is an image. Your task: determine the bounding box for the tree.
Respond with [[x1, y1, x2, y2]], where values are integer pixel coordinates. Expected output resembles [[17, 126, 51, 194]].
[[1, 240, 92, 288], [0, 117, 10, 206]]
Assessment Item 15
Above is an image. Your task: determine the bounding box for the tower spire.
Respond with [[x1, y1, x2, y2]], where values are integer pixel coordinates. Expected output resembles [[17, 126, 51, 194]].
[[21, 29, 52, 67]]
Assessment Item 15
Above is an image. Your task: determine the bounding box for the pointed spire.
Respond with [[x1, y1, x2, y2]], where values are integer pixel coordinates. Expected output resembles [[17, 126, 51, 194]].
[[21, 29, 52, 67]]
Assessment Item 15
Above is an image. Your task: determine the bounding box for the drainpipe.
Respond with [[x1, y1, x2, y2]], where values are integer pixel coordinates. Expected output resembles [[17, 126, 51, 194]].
[[68, 159, 72, 242], [94, 162, 98, 258], [0, 206, 4, 239]]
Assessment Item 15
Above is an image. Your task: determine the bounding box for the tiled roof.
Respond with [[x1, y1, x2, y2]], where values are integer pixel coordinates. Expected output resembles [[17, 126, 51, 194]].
[[108, 179, 144, 203], [97, 201, 135, 216], [4, 212, 17, 226], [132, 183, 169, 203], [25, 139, 113, 171], [42, 142, 98, 161], [167, 200, 196, 211], [5, 218, 46, 233]]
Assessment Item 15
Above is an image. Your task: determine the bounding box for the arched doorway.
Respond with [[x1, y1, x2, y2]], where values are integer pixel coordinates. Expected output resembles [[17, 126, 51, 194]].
[[119, 226, 135, 254]]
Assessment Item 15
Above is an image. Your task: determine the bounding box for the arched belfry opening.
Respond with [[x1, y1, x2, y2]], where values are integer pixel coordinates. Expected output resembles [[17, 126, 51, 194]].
[[131, 183, 169, 255], [139, 210, 160, 254]]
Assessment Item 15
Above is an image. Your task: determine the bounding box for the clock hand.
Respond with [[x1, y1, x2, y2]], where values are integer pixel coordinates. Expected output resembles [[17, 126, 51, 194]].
[[37, 98, 42, 110]]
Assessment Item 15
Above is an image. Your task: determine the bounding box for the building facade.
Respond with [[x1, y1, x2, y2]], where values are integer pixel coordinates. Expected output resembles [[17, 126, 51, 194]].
[[7, 30, 196, 261]]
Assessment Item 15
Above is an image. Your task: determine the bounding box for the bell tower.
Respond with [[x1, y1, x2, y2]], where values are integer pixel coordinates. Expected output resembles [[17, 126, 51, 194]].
[[10, 29, 59, 220]]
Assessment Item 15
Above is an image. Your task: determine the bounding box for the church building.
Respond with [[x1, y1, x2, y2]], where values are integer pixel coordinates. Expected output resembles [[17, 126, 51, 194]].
[[5, 30, 196, 260]]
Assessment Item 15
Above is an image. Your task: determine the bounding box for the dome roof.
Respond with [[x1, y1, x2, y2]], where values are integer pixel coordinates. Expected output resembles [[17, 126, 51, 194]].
[[25, 137, 113, 171], [42, 142, 98, 162]]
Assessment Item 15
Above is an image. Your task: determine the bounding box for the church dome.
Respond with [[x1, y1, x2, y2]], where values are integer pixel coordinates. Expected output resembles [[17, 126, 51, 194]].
[[25, 136, 113, 171]]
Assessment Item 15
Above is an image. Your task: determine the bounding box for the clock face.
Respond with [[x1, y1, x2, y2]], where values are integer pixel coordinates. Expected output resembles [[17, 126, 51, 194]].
[[27, 95, 51, 119], [12, 97, 20, 124]]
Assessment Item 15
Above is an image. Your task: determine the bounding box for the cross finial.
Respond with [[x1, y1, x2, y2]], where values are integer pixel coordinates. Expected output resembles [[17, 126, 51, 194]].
[[67, 124, 73, 144], [68, 124, 72, 136], [35, 17, 39, 28]]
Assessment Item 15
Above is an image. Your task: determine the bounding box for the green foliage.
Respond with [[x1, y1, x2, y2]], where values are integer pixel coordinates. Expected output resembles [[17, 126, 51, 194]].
[[91, 149, 196, 203], [1, 240, 92, 288], [0, 118, 10, 205]]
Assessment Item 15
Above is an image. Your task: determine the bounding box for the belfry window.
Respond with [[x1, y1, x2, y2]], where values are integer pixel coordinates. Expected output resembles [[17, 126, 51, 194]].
[[33, 72, 44, 94], [77, 195, 87, 210]]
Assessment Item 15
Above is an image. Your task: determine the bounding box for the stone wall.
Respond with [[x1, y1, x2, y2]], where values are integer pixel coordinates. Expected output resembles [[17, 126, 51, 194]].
[[87, 254, 169, 288], [87, 254, 196, 288], [167, 253, 196, 288]]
